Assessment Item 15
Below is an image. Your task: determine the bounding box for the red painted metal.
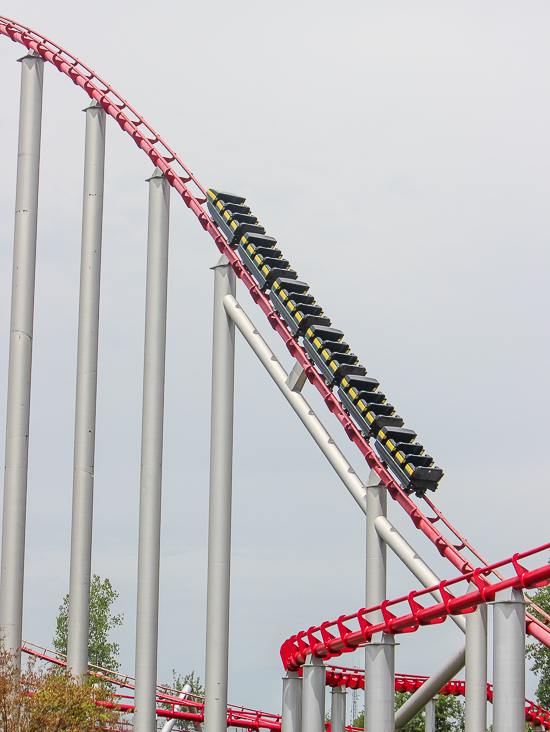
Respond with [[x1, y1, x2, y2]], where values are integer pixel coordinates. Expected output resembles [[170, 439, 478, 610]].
[[326, 665, 550, 730], [21, 643, 282, 731], [281, 542, 550, 671], [2, 15, 550, 656]]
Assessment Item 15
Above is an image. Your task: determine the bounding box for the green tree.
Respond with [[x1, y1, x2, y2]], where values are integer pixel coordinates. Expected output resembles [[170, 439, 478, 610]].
[[526, 581, 550, 710], [352, 693, 464, 731], [52, 575, 124, 672], [0, 643, 121, 732]]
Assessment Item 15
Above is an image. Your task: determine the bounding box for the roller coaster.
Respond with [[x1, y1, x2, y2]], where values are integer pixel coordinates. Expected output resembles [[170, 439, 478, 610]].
[[1, 14, 549, 732]]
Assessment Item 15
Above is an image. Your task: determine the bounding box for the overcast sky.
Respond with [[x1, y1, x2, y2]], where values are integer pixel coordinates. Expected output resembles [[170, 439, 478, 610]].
[[1, 0, 550, 724]]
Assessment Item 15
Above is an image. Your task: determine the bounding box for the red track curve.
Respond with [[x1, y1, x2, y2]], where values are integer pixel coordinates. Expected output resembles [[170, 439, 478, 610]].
[[326, 665, 550, 730], [21, 644, 550, 730], [280, 542, 550, 671], [1, 15, 550, 653]]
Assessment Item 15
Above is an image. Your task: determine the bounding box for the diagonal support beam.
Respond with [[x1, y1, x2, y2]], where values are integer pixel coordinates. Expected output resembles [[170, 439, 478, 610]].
[[223, 295, 366, 513]]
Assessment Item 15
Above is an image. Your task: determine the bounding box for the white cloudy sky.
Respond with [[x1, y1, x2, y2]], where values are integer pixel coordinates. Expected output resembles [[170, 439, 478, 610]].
[[1, 0, 550, 723]]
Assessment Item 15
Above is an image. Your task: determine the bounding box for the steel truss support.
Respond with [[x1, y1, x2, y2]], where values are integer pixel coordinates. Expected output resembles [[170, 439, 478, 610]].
[[492, 588, 526, 732], [302, 655, 325, 732], [222, 295, 367, 512], [0, 50, 44, 664], [330, 685, 346, 732], [365, 471, 391, 731], [204, 257, 236, 732], [134, 168, 170, 732], [365, 634, 396, 732], [424, 698, 436, 732], [465, 583, 487, 731], [282, 671, 303, 732], [374, 515, 466, 633], [161, 683, 192, 732], [395, 645, 466, 729], [366, 471, 386, 620], [67, 100, 106, 678]]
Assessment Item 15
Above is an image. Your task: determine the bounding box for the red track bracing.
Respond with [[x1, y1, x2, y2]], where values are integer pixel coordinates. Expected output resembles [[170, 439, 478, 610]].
[[22, 645, 550, 730], [280, 542, 550, 672], [2, 16, 550, 722], [22, 644, 282, 731], [326, 666, 550, 730]]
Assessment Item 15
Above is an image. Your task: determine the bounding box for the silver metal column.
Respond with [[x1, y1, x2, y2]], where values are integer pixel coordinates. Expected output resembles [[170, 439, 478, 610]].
[[0, 50, 44, 664], [492, 588, 525, 732], [66, 100, 106, 678], [204, 256, 236, 732], [365, 470, 391, 731], [282, 671, 303, 732], [365, 635, 396, 732], [395, 645, 465, 729], [366, 470, 386, 620], [302, 655, 325, 732], [330, 686, 346, 732], [134, 168, 170, 732], [424, 698, 436, 732], [465, 583, 487, 732]]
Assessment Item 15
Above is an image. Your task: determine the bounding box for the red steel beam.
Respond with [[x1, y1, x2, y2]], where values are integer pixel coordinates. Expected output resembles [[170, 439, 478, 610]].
[[281, 542, 550, 671]]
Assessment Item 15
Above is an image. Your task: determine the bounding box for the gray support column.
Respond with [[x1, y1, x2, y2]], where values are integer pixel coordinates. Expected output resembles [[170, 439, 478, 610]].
[[366, 470, 386, 620], [492, 588, 525, 732], [424, 698, 435, 732], [365, 470, 389, 731], [0, 50, 44, 664], [330, 686, 346, 732], [203, 256, 236, 732], [282, 671, 303, 732], [395, 645, 465, 729], [465, 585, 487, 732], [302, 655, 325, 732], [134, 168, 170, 732], [365, 635, 396, 732], [66, 100, 106, 679]]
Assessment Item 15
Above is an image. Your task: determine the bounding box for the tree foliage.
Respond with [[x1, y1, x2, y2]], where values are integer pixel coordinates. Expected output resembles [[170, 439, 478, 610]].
[[0, 645, 121, 732], [526, 580, 550, 710], [52, 575, 123, 672], [352, 693, 464, 731]]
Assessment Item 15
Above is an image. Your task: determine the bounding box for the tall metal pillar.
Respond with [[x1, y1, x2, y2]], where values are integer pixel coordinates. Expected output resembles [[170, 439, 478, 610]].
[[465, 583, 487, 732], [366, 469, 386, 618], [282, 671, 303, 732], [365, 635, 396, 732], [134, 168, 170, 732], [302, 655, 325, 732], [204, 255, 236, 732], [492, 588, 525, 732], [365, 469, 392, 732], [0, 50, 44, 665], [424, 698, 436, 732], [66, 100, 106, 678], [330, 686, 346, 732]]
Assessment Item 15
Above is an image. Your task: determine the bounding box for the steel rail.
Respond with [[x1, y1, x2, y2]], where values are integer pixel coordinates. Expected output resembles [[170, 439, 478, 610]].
[[2, 16, 550, 651], [280, 541, 550, 671], [325, 667, 550, 730], [21, 644, 281, 729]]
